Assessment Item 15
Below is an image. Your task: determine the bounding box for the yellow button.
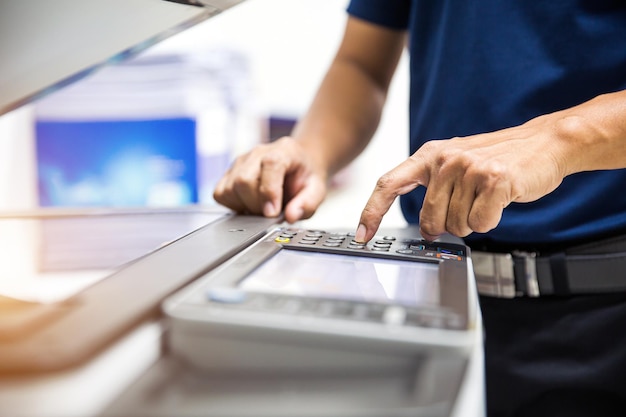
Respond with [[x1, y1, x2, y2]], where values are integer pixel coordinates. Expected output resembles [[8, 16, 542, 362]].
[[275, 237, 291, 243]]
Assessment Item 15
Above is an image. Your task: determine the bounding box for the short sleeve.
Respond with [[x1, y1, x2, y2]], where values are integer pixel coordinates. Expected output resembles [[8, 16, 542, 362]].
[[346, 0, 411, 30]]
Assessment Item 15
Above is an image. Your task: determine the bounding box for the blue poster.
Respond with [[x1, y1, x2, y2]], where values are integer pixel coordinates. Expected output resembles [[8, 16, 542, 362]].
[[35, 118, 198, 207]]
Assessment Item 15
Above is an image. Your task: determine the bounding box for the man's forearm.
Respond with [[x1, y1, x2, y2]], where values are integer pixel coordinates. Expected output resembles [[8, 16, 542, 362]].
[[291, 57, 388, 178], [291, 16, 406, 179]]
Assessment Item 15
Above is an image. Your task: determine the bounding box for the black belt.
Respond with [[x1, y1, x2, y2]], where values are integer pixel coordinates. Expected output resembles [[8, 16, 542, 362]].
[[472, 234, 626, 298]]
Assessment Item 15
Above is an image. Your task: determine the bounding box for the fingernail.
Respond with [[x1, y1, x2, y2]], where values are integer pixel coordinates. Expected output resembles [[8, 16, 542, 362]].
[[263, 201, 276, 217], [355, 224, 367, 243]]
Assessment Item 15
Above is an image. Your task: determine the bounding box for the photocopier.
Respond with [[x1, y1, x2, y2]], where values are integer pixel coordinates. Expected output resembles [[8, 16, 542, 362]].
[[0, 208, 483, 417]]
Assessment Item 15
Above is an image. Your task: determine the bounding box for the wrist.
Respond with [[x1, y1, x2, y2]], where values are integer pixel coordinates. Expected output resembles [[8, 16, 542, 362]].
[[550, 112, 602, 176], [546, 91, 626, 175], [290, 135, 332, 182]]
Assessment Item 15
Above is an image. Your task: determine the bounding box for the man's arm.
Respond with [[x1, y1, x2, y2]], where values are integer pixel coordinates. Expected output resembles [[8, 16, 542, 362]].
[[292, 17, 406, 179], [355, 89, 626, 242], [213, 17, 406, 223]]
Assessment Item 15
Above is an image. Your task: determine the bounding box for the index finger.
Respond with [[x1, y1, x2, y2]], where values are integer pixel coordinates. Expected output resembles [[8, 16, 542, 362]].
[[355, 157, 427, 243]]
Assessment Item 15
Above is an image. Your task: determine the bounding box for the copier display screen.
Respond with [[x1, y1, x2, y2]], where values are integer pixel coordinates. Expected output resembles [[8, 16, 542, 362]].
[[239, 250, 440, 307]]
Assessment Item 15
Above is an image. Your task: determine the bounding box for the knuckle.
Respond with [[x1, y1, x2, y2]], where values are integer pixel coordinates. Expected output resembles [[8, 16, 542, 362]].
[[261, 147, 294, 173], [418, 140, 439, 155], [274, 136, 294, 146], [465, 164, 514, 208], [261, 150, 284, 167], [468, 211, 497, 233], [212, 193, 225, 206], [436, 146, 461, 164], [430, 147, 471, 176], [258, 182, 278, 198], [375, 172, 398, 193], [360, 203, 378, 220], [445, 218, 469, 237], [468, 160, 507, 184], [439, 148, 470, 173], [232, 174, 256, 192], [212, 188, 225, 201], [419, 218, 440, 236]]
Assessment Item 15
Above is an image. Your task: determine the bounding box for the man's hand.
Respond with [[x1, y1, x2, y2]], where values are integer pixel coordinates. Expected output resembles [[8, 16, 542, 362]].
[[355, 115, 572, 242], [214, 137, 328, 223]]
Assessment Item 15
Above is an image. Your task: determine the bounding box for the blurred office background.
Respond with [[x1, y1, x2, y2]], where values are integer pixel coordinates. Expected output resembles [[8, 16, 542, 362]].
[[0, 0, 408, 229]]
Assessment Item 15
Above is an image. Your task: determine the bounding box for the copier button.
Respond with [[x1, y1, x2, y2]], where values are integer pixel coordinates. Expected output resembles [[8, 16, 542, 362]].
[[371, 246, 390, 252], [323, 241, 341, 247], [396, 249, 416, 255]]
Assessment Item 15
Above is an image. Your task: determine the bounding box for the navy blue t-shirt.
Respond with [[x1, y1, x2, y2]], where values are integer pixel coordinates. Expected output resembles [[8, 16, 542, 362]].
[[347, 0, 626, 250]]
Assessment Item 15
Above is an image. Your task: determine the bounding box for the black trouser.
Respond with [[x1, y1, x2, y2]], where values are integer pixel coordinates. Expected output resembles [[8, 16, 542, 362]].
[[480, 293, 626, 417]]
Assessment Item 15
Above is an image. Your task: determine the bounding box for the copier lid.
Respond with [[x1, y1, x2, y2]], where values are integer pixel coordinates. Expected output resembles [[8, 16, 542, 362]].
[[0, 0, 245, 117]]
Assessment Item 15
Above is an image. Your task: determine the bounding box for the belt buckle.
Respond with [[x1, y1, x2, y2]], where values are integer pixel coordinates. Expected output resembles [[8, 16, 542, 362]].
[[473, 251, 516, 298]]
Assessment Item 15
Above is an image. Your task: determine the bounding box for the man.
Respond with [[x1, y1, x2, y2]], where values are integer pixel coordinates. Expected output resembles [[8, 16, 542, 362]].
[[214, 1, 626, 415]]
